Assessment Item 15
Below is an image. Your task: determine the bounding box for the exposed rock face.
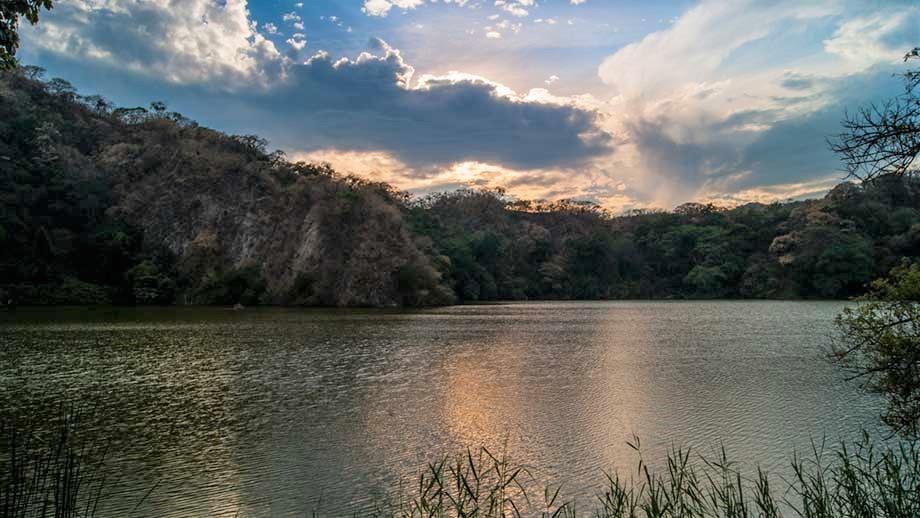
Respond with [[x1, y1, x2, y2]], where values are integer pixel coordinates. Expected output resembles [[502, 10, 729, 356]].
[[97, 122, 449, 306]]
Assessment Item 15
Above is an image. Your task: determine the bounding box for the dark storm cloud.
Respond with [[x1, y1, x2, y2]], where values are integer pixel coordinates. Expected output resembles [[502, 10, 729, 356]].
[[247, 40, 612, 170]]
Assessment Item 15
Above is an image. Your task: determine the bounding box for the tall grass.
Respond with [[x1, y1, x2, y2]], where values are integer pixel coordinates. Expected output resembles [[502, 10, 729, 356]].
[[0, 411, 107, 518], [371, 435, 920, 518], [3, 413, 918, 517]]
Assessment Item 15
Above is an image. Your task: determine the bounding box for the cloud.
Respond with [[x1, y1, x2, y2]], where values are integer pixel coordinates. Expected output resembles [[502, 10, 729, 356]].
[[607, 62, 906, 205], [290, 149, 635, 208], [732, 68, 905, 189], [21, 0, 919, 209], [598, 0, 837, 99], [360, 0, 475, 17], [20, 0, 284, 86], [594, 0, 920, 206], [286, 34, 307, 51], [496, 0, 529, 18], [362, 0, 426, 17], [251, 39, 612, 169], [780, 72, 816, 91], [491, 19, 522, 34], [22, 0, 612, 172], [823, 9, 920, 68]]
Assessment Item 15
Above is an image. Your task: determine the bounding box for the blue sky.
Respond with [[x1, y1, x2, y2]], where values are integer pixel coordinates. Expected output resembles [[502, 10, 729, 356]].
[[17, 0, 920, 210]]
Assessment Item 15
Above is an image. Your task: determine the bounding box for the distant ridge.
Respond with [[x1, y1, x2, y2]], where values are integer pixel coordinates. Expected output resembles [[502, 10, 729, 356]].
[[2, 67, 919, 306]]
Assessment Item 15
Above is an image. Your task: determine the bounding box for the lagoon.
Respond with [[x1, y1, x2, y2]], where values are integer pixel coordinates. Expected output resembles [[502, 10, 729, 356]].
[[0, 301, 885, 516]]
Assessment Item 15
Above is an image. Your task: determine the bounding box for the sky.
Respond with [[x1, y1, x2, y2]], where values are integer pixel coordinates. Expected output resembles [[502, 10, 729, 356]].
[[17, 0, 920, 211]]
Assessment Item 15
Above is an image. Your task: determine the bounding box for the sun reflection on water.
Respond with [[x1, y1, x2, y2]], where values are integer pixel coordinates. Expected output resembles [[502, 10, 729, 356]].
[[0, 302, 885, 516]]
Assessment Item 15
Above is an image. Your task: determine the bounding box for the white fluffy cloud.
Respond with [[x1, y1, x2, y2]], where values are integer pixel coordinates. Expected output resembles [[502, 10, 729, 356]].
[[360, 0, 483, 17], [495, 0, 530, 18], [21, 0, 284, 86], [599, 1, 834, 99], [286, 34, 307, 51], [362, 0, 427, 17]]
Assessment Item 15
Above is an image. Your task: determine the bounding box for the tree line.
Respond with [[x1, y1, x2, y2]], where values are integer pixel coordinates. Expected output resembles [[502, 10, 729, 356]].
[[1, 65, 919, 307]]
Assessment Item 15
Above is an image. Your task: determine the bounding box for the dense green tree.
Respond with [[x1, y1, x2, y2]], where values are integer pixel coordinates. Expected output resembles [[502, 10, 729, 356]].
[[409, 178, 920, 303], [828, 48, 920, 437], [124, 260, 176, 305], [193, 266, 267, 306], [833, 262, 920, 437], [3, 65, 920, 308], [0, 0, 52, 69]]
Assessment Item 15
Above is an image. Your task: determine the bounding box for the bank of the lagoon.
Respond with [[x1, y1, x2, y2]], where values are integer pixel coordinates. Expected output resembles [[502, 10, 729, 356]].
[[0, 301, 889, 516]]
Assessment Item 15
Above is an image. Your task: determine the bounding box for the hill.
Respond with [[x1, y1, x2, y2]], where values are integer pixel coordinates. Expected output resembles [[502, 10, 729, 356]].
[[0, 67, 451, 306], [2, 66, 920, 306]]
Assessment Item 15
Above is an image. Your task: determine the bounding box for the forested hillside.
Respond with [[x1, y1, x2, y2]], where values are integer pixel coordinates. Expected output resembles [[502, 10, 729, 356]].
[[412, 179, 920, 301], [2, 66, 919, 306], [0, 67, 451, 307]]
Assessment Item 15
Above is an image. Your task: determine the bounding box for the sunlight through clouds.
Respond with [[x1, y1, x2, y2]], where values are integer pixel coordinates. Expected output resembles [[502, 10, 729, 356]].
[[17, 0, 920, 210]]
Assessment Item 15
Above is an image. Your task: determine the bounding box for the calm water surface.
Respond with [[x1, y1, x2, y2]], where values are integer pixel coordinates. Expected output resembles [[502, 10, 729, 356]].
[[0, 301, 885, 516]]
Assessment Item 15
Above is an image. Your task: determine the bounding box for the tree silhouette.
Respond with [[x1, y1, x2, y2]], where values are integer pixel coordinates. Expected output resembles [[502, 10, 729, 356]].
[[831, 48, 920, 181]]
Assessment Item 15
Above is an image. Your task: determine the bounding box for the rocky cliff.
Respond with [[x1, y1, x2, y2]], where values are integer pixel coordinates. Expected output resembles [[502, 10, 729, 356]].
[[0, 69, 453, 306], [102, 124, 452, 306]]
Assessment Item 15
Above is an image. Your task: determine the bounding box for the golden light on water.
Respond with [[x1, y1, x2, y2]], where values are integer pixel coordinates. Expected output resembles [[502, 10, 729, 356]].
[[441, 337, 530, 449], [2, 304, 884, 515]]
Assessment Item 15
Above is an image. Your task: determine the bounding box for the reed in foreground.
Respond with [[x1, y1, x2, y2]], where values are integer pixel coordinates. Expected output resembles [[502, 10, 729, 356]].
[[371, 435, 920, 518], [0, 411, 107, 518], [3, 417, 919, 517]]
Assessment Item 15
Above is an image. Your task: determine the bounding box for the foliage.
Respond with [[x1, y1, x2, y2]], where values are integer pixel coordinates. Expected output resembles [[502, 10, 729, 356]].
[[833, 261, 920, 438], [3, 65, 920, 307], [0, 410, 107, 518], [7, 278, 110, 306], [0, 66, 157, 305], [192, 266, 267, 306], [371, 436, 920, 518], [829, 51, 920, 439], [5, 411, 919, 517], [409, 178, 920, 303], [396, 256, 457, 307], [0, 1, 53, 70], [829, 48, 919, 181], [124, 260, 175, 305]]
